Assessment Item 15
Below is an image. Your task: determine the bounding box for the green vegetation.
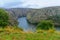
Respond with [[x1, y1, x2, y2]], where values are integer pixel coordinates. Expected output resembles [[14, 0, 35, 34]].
[[0, 9, 9, 27], [0, 26, 60, 40], [0, 8, 60, 40], [37, 20, 54, 30]]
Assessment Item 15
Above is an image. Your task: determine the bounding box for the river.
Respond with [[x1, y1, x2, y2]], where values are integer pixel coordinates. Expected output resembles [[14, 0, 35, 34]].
[[18, 17, 36, 32], [18, 17, 60, 32]]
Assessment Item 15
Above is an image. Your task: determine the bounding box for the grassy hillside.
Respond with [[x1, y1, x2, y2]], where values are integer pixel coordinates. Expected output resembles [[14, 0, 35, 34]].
[[0, 26, 60, 40]]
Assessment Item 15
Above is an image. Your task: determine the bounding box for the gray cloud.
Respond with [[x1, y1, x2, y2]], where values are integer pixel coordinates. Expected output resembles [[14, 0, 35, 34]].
[[0, 0, 60, 8]]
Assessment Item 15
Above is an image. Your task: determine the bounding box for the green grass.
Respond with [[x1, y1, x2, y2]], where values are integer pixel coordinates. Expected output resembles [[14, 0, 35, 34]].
[[0, 26, 60, 40], [0, 31, 60, 40]]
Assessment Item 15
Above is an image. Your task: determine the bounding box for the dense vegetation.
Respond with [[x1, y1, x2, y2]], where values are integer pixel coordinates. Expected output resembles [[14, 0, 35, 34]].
[[0, 9, 9, 27], [37, 20, 54, 30]]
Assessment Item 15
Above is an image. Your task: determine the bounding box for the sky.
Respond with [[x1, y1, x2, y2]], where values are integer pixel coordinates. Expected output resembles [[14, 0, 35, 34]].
[[0, 0, 60, 8]]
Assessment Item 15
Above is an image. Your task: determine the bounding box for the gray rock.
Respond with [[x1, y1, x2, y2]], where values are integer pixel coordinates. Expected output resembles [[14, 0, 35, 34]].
[[5, 8, 31, 26], [27, 6, 60, 25], [4, 6, 60, 26]]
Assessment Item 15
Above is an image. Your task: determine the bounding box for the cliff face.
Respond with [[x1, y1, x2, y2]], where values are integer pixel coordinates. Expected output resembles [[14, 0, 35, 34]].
[[6, 8, 32, 18], [27, 6, 60, 25], [5, 8, 31, 26], [5, 6, 60, 26]]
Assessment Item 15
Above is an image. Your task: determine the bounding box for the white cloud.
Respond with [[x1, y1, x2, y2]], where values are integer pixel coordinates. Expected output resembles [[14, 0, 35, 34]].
[[21, 0, 60, 8], [0, 0, 60, 8]]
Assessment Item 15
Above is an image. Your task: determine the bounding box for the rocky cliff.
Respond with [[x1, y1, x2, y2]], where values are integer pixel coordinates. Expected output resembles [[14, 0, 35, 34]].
[[4, 6, 60, 26], [5, 8, 32, 26], [27, 6, 60, 26]]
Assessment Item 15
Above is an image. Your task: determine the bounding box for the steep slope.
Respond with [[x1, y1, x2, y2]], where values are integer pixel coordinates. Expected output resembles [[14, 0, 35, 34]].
[[4, 6, 60, 26], [27, 6, 60, 25], [5, 8, 32, 26]]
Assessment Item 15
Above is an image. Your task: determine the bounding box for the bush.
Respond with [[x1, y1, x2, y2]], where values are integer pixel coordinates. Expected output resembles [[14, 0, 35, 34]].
[[0, 9, 9, 27], [36, 20, 54, 30]]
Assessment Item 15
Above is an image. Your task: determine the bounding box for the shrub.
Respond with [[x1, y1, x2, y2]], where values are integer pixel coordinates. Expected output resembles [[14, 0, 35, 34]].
[[0, 9, 9, 27], [36, 20, 54, 30]]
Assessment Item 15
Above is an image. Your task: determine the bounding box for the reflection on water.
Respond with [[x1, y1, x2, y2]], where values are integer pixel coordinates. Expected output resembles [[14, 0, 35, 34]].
[[18, 17, 36, 32]]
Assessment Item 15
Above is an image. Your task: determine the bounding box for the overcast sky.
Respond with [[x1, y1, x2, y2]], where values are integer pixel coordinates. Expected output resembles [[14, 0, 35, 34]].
[[0, 0, 60, 8]]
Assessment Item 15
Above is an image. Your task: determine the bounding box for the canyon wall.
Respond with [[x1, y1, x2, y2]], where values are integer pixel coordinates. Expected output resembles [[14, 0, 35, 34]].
[[5, 6, 60, 26]]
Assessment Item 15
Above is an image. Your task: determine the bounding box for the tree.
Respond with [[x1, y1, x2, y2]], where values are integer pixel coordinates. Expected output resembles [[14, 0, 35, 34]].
[[0, 9, 9, 27], [37, 20, 54, 30]]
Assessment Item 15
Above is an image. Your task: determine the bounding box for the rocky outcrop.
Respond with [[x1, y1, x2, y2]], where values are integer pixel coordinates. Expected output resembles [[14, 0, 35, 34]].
[[4, 6, 60, 26], [27, 6, 60, 25], [6, 8, 32, 18], [5, 8, 31, 26]]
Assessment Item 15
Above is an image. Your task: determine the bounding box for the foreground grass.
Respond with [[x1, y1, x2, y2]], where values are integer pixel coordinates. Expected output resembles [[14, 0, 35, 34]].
[[0, 26, 60, 40]]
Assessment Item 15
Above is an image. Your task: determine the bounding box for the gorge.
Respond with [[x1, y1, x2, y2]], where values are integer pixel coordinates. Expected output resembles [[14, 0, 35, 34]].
[[4, 6, 60, 31]]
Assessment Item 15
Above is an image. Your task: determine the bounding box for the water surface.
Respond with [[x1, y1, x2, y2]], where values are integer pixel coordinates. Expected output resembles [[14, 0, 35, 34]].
[[18, 17, 60, 32], [18, 17, 36, 32]]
